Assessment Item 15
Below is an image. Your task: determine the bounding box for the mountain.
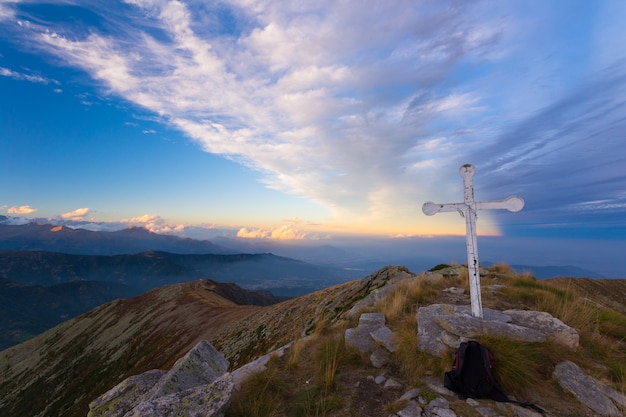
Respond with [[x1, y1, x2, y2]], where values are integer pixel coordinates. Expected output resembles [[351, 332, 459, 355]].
[[0, 249, 348, 350], [0, 250, 346, 294], [0, 278, 141, 351], [0, 223, 232, 255], [1, 266, 625, 417], [0, 275, 369, 417]]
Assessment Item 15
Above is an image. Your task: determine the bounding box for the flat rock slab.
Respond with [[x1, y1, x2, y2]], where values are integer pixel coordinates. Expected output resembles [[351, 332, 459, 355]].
[[554, 360, 621, 416]]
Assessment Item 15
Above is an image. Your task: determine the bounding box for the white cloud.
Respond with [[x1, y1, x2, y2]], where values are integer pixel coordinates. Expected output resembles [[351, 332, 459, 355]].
[[13, 1, 505, 226], [61, 207, 90, 219], [0, 67, 56, 84], [7, 1, 626, 235], [121, 214, 185, 234], [237, 224, 308, 240], [7, 205, 37, 215]]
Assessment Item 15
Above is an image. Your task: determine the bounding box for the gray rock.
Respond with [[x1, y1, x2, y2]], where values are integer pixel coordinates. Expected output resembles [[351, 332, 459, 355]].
[[371, 325, 397, 352], [360, 312, 387, 326], [424, 397, 456, 417], [508, 403, 544, 417], [384, 378, 403, 390], [475, 406, 499, 417], [374, 375, 386, 384], [598, 381, 626, 409], [422, 376, 455, 396], [398, 400, 423, 417], [435, 315, 546, 343], [231, 342, 292, 389], [554, 360, 621, 416], [418, 304, 456, 355], [127, 373, 234, 417], [345, 312, 389, 354], [370, 348, 390, 368], [147, 340, 229, 400], [504, 310, 579, 350], [400, 388, 421, 401], [88, 370, 167, 417]]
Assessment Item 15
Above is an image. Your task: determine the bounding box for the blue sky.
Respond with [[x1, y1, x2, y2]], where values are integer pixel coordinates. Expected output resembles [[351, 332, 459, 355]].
[[1, 1, 626, 252]]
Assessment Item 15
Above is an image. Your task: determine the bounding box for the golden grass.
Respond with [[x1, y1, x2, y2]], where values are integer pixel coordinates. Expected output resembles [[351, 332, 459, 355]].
[[229, 263, 626, 415], [393, 317, 450, 385]]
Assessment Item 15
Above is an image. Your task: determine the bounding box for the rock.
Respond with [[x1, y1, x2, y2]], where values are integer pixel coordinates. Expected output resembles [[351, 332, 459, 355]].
[[508, 403, 544, 417], [418, 304, 457, 355], [554, 360, 621, 416], [417, 304, 582, 356], [147, 340, 229, 400], [347, 266, 415, 317], [231, 342, 292, 389], [360, 312, 387, 326], [374, 375, 386, 384], [504, 310, 579, 350], [443, 287, 465, 295], [370, 348, 390, 368], [89, 340, 234, 417], [345, 313, 391, 354], [371, 325, 397, 352], [128, 373, 234, 417], [384, 378, 403, 390], [397, 400, 423, 417], [88, 370, 167, 417], [400, 388, 421, 401], [424, 397, 456, 417], [422, 376, 455, 396], [435, 315, 546, 344]]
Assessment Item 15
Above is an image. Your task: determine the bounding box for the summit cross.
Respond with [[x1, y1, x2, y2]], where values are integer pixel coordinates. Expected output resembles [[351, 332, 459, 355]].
[[422, 164, 524, 318]]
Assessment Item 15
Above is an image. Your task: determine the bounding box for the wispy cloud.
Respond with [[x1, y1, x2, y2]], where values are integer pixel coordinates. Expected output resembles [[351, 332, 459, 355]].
[[3, 1, 626, 236], [0, 66, 57, 84]]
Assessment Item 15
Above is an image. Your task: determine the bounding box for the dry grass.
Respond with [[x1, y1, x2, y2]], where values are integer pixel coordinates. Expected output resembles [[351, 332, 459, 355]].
[[229, 264, 626, 416]]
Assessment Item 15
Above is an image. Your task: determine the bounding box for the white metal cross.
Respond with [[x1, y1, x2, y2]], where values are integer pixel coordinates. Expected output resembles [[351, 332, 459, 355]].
[[422, 164, 524, 318]]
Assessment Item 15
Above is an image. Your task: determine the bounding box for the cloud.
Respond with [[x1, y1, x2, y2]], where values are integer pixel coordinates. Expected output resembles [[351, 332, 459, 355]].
[[4, 1, 626, 236], [61, 207, 90, 219], [7, 205, 37, 214], [121, 214, 184, 234], [0, 67, 57, 84], [237, 225, 308, 240], [11, 1, 505, 222]]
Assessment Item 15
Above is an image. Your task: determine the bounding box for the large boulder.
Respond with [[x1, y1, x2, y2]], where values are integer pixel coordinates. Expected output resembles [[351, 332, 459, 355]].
[[147, 340, 229, 399], [504, 310, 579, 350], [88, 340, 233, 417], [417, 304, 579, 356]]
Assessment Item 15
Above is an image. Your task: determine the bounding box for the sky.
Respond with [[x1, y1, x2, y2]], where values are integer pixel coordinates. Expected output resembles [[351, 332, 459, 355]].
[[1, 1, 625, 264]]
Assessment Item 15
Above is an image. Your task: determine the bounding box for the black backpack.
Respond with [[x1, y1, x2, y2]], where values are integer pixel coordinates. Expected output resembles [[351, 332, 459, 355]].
[[444, 341, 544, 413]]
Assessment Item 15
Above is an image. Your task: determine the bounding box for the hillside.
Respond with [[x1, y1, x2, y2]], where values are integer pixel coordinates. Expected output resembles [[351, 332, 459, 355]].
[[0, 223, 231, 255], [1, 265, 625, 417], [0, 250, 345, 294], [0, 278, 140, 350]]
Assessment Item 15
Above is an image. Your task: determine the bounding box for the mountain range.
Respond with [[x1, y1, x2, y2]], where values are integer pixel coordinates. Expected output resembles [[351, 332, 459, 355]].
[[0, 221, 609, 352], [1, 266, 625, 417]]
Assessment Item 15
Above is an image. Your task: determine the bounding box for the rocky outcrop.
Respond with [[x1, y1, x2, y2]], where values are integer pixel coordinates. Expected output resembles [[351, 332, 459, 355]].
[[417, 304, 579, 356], [345, 312, 396, 368], [88, 340, 233, 417], [554, 360, 626, 416]]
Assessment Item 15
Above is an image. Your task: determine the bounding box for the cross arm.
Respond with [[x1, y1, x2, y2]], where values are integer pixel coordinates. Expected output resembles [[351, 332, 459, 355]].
[[476, 195, 524, 212], [422, 201, 467, 216]]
